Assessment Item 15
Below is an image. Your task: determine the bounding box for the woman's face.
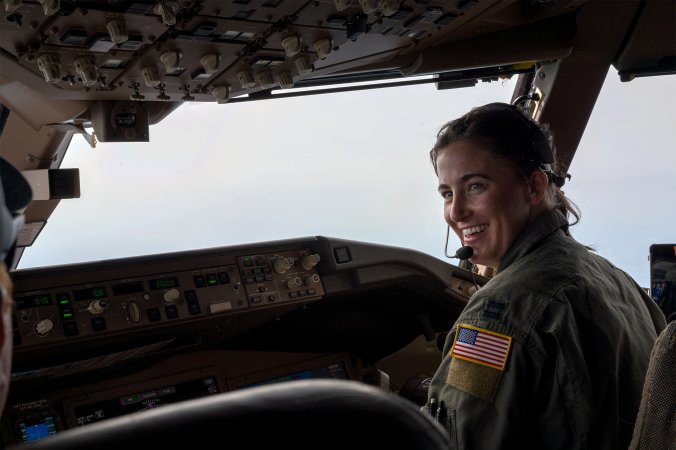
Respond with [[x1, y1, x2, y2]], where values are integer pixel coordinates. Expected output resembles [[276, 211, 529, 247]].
[[436, 140, 537, 268]]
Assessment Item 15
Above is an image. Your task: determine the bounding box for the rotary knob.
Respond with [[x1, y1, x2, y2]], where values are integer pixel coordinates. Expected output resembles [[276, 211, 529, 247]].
[[301, 254, 321, 270], [274, 257, 294, 274], [304, 274, 320, 286], [34, 318, 54, 336], [287, 277, 302, 289], [162, 288, 180, 304], [88, 299, 108, 315]]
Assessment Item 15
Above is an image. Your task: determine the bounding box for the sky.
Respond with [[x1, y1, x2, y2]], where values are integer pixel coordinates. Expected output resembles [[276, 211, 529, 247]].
[[17, 70, 676, 288]]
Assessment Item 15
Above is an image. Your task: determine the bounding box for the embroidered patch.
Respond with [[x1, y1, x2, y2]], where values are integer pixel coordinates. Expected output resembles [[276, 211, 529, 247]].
[[446, 324, 513, 400], [450, 324, 512, 370], [482, 300, 507, 320]]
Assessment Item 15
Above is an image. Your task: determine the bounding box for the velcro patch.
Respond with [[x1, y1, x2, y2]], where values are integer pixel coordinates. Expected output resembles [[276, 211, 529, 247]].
[[482, 299, 507, 320], [445, 324, 512, 401]]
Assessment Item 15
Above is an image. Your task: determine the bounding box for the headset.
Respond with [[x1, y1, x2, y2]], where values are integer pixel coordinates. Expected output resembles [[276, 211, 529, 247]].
[[480, 102, 570, 188]]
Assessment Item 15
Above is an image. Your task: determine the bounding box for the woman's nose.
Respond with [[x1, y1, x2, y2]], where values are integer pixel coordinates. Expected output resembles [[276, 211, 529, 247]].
[[447, 195, 469, 224]]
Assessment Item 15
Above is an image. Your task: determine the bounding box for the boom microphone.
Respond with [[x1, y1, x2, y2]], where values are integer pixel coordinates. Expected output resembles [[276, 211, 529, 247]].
[[443, 225, 474, 261], [454, 246, 474, 261]]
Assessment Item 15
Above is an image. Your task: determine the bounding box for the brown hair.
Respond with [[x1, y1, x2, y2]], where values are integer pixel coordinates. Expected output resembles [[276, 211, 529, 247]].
[[430, 103, 580, 225]]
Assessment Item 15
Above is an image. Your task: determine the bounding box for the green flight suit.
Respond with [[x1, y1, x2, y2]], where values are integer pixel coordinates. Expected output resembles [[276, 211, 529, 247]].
[[425, 209, 666, 449]]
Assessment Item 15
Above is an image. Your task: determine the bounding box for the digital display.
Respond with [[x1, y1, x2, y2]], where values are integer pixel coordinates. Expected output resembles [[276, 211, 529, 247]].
[[73, 287, 108, 302], [149, 277, 179, 290], [650, 244, 676, 319], [18, 415, 57, 443], [73, 376, 218, 426], [115, 112, 135, 127], [243, 362, 349, 388], [15, 294, 53, 310], [112, 281, 145, 296]]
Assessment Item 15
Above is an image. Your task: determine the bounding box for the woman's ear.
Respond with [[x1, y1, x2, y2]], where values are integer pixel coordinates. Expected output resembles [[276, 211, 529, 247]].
[[527, 169, 549, 205]]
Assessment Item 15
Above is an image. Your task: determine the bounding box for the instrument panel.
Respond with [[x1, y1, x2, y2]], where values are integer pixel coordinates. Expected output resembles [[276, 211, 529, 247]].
[[3, 236, 473, 448], [11, 239, 325, 357], [2, 351, 356, 447]]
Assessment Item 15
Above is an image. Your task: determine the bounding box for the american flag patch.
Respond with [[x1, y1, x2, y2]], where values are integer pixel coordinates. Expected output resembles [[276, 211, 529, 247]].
[[450, 324, 512, 371]]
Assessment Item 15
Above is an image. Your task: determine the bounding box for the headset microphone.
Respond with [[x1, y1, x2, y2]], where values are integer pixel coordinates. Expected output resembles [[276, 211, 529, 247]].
[[443, 225, 480, 295], [444, 225, 474, 260], [454, 246, 474, 261]]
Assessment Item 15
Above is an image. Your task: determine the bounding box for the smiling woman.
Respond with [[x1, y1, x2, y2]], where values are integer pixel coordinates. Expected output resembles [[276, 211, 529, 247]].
[[430, 102, 575, 269], [424, 101, 667, 449]]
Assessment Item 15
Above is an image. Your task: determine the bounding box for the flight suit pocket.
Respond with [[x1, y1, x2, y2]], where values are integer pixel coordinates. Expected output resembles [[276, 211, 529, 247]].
[[421, 403, 458, 449], [437, 407, 458, 450]]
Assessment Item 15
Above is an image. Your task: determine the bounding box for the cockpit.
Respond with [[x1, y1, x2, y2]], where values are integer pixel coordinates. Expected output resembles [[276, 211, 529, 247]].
[[0, 0, 674, 447]]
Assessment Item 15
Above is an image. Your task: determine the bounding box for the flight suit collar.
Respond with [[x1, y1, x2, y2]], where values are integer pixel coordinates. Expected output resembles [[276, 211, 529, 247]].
[[497, 209, 569, 273]]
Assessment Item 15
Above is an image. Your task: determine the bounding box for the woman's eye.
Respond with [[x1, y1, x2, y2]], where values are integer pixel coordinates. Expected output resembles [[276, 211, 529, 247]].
[[468, 183, 484, 192], [442, 191, 453, 200]]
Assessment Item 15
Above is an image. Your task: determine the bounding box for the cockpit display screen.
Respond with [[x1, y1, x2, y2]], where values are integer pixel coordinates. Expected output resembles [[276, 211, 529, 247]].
[[650, 244, 676, 320], [72, 287, 108, 302], [15, 294, 53, 310], [243, 362, 349, 388], [148, 277, 179, 290], [73, 376, 218, 426], [17, 415, 57, 444]]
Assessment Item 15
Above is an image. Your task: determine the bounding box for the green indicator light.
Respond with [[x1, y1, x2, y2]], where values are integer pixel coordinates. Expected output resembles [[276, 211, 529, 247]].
[[62, 313, 73, 318], [60, 299, 70, 305]]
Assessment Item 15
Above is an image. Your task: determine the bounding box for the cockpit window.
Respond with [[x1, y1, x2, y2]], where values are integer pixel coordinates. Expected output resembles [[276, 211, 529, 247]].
[[16, 73, 676, 289]]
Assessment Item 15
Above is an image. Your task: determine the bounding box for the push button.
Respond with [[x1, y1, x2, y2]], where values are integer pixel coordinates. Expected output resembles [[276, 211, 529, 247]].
[[206, 273, 218, 287], [147, 308, 161, 322], [63, 321, 79, 337], [91, 317, 106, 332], [334, 247, 351, 263], [165, 305, 179, 319], [194, 275, 206, 288], [185, 290, 201, 315], [218, 272, 230, 284]]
